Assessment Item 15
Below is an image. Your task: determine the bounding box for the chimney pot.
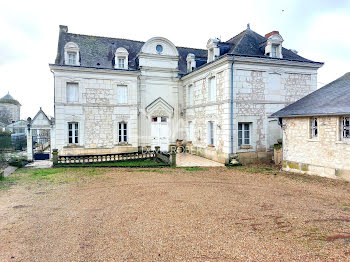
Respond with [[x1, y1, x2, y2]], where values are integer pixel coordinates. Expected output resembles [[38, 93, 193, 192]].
[[59, 25, 68, 33]]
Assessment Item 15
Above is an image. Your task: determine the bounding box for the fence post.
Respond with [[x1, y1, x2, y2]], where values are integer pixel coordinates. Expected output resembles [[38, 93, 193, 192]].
[[52, 149, 58, 166], [170, 151, 176, 168]]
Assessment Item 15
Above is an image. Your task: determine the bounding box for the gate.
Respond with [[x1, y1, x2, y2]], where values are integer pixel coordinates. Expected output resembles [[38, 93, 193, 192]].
[[32, 129, 51, 160]]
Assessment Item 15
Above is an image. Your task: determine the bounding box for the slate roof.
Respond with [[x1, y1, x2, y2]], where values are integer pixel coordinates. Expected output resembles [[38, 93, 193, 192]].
[[271, 73, 350, 118], [54, 26, 322, 76], [0, 92, 21, 106]]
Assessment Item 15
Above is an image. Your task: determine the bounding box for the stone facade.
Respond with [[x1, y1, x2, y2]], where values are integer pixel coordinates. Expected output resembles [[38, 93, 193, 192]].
[[0, 101, 20, 124], [182, 57, 319, 163], [282, 117, 350, 181]]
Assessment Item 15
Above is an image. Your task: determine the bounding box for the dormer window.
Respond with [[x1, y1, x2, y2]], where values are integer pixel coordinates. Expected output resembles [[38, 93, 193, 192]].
[[115, 47, 129, 69], [264, 31, 283, 59], [68, 52, 76, 64], [118, 58, 125, 69], [186, 53, 196, 73], [206, 38, 220, 63], [64, 42, 80, 66]]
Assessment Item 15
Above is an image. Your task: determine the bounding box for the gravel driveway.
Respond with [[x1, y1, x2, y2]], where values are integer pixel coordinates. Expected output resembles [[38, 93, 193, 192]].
[[0, 166, 349, 261]]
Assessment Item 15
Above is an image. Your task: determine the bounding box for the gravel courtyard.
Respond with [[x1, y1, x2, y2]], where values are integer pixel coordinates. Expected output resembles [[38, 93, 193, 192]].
[[0, 166, 349, 261]]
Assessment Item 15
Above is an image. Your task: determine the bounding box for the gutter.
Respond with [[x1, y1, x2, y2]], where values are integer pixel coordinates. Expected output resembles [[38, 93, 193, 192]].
[[230, 56, 235, 154]]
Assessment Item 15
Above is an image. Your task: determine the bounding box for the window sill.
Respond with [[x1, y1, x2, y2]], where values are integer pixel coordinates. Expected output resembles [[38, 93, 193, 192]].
[[115, 143, 131, 146], [240, 145, 252, 149], [64, 144, 83, 148], [307, 138, 319, 142], [207, 145, 215, 149], [336, 140, 350, 145]]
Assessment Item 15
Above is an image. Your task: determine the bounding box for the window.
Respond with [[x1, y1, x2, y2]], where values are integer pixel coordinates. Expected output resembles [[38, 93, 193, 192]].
[[118, 122, 127, 143], [66, 83, 78, 103], [207, 121, 214, 145], [342, 117, 350, 139], [68, 122, 79, 144], [114, 47, 129, 69], [208, 76, 216, 102], [188, 121, 194, 141], [238, 123, 251, 147], [68, 52, 76, 64], [118, 58, 125, 69], [156, 45, 163, 53], [271, 44, 278, 58], [64, 42, 80, 66], [188, 85, 193, 106], [161, 117, 167, 122], [116, 85, 127, 104], [310, 117, 318, 138]]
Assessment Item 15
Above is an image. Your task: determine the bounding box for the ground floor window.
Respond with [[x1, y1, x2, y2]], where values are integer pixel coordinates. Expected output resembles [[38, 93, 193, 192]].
[[310, 117, 318, 138], [68, 122, 79, 144], [207, 121, 214, 146], [188, 121, 194, 141], [238, 123, 251, 147], [342, 116, 350, 139], [118, 122, 127, 143]]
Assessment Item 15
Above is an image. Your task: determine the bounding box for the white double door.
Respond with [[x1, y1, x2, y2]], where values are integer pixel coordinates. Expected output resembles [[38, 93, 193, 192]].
[[151, 117, 169, 151]]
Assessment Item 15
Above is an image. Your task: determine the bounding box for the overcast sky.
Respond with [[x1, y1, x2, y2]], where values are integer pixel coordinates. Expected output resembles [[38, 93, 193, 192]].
[[1, 0, 349, 119]]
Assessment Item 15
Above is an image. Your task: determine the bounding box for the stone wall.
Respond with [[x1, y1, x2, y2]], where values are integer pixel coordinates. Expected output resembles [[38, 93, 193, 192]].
[[282, 117, 350, 181], [233, 64, 318, 161], [0, 103, 20, 124], [52, 69, 139, 155], [183, 61, 231, 163]]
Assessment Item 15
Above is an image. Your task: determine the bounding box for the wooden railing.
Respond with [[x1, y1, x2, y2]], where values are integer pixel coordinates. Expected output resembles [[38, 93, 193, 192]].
[[57, 151, 157, 164]]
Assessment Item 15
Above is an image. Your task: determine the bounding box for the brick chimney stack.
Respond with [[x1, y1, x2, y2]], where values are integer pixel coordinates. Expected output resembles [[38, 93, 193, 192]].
[[59, 25, 68, 33], [265, 31, 279, 39]]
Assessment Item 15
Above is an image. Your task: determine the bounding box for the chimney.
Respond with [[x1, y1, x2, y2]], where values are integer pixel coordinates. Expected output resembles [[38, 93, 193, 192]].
[[265, 31, 279, 39], [59, 25, 68, 33]]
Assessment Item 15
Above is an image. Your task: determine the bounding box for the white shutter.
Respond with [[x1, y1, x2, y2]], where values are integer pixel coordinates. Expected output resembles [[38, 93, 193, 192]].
[[67, 83, 78, 103], [211, 77, 216, 101], [117, 85, 127, 104]]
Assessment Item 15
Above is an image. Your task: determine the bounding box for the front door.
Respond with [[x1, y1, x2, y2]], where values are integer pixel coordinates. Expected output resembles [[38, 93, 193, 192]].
[[151, 117, 169, 151]]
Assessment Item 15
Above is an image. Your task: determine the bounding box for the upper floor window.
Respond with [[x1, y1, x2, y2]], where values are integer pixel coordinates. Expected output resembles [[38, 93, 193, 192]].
[[208, 76, 216, 102], [66, 83, 78, 103], [310, 117, 318, 138], [341, 116, 350, 139], [64, 42, 80, 66], [115, 47, 129, 69], [238, 123, 251, 147], [188, 85, 193, 106], [68, 122, 79, 144], [116, 85, 127, 104], [264, 31, 283, 59], [118, 58, 125, 69], [271, 44, 278, 58]]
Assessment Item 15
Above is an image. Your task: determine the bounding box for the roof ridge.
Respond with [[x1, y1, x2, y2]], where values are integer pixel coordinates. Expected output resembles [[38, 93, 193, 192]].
[[66, 32, 207, 52]]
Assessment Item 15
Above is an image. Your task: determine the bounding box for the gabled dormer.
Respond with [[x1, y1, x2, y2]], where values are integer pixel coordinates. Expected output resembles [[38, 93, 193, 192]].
[[206, 38, 220, 63], [264, 31, 283, 59], [114, 47, 129, 69]]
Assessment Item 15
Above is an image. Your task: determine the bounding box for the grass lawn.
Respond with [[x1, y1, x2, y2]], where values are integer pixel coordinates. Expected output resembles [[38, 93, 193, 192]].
[[0, 164, 349, 261]]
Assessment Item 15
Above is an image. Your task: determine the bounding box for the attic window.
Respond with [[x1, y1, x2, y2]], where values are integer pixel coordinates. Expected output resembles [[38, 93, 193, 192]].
[[264, 31, 283, 59], [115, 47, 129, 69], [64, 42, 80, 66]]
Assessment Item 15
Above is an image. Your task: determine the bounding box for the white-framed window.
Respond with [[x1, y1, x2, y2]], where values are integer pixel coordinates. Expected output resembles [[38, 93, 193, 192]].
[[207, 121, 215, 146], [271, 44, 278, 58], [208, 76, 216, 102], [68, 52, 76, 65], [341, 116, 350, 139], [115, 47, 129, 69], [310, 117, 318, 138], [118, 58, 125, 69], [64, 42, 80, 66], [118, 122, 127, 143], [68, 122, 79, 144], [116, 85, 127, 104], [188, 121, 194, 141], [238, 123, 251, 147], [188, 85, 193, 106], [66, 83, 78, 103]]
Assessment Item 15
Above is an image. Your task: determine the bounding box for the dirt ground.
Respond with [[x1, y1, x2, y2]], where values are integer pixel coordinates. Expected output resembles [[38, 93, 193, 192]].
[[0, 166, 349, 261]]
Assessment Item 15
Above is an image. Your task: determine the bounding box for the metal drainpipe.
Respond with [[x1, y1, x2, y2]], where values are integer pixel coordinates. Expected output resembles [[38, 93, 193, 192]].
[[230, 56, 235, 154]]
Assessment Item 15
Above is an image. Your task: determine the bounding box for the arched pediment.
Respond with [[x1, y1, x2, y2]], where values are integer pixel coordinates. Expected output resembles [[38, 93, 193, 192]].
[[141, 37, 179, 56], [145, 97, 174, 117]]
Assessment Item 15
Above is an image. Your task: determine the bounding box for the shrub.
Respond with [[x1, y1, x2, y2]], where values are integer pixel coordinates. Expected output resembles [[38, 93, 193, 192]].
[[8, 156, 27, 168]]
